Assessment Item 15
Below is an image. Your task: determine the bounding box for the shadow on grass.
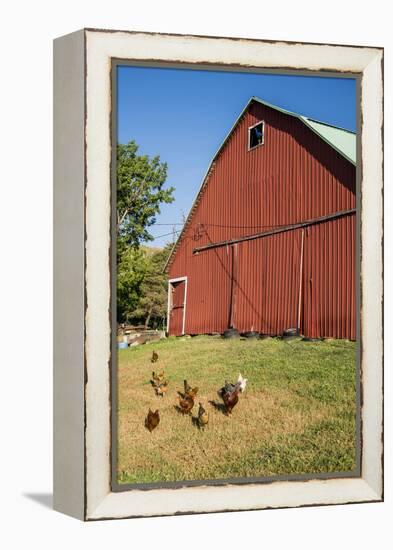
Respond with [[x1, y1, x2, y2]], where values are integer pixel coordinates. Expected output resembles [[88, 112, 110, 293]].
[[191, 416, 209, 430], [208, 400, 227, 415], [192, 415, 206, 430], [173, 404, 193, 416]]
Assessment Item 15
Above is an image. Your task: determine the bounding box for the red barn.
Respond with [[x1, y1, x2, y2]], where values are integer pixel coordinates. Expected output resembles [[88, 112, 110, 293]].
[[165, 97, 356, 340]]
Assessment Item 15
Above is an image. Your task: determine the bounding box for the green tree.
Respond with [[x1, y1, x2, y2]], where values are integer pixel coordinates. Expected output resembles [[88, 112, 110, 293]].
[[117, 247, 148, 323], [132, 245, 173, 329], [117, 141, 175, 254]]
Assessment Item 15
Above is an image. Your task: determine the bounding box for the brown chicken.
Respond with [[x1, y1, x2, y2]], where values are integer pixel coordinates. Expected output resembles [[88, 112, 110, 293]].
[[197, 402, 209, 428], [183, 380, 198, 399], [152, 371, 164, 385], [151, 350, 159, 363], [145, 409, 160, 432], [178, 394, 194, 414], [187, 386, 199, 399], [220, 382, 241, 415], [218, 380, 237, 397], [155, 380, 168, 397], [184, 379, 191, 394]]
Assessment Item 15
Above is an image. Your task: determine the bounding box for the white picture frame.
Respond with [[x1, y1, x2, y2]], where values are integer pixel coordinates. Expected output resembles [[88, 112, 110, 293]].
[[53, 28, 383, 521]]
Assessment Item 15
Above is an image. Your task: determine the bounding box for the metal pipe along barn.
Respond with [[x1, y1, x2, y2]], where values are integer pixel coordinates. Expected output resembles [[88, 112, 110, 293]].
[[165, 97, 356, 340]]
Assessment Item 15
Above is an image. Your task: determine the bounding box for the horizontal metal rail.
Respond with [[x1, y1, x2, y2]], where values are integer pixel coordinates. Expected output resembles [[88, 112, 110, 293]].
[[193, 208, 356, 254]]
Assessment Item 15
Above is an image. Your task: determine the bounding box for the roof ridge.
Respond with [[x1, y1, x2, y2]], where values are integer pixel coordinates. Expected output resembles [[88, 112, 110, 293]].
[[251, 95, 355, 134], [303, 116, 356, 135]]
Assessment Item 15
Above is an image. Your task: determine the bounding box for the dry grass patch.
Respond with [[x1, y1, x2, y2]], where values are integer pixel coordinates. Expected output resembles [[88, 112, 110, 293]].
[[117, 336, 356, 483]]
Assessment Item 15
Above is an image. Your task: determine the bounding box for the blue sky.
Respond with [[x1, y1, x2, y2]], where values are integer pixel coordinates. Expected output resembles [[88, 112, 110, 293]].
[[117, 66, 356, 248]]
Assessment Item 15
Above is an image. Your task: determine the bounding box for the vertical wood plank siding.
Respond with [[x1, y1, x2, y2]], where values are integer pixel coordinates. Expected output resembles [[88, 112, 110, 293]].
[[168, 101, 356, 339]]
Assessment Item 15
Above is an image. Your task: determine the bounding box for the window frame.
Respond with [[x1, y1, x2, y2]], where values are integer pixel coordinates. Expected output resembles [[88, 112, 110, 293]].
[[247, 120, 265, 151]]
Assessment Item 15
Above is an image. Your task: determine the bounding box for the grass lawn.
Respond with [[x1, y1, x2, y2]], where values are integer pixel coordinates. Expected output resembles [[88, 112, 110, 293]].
[[117, 335, 357, 484]]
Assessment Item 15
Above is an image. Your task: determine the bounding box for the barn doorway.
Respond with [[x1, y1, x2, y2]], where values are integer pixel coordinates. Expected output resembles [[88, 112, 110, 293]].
[[167, 277, 187, 336]]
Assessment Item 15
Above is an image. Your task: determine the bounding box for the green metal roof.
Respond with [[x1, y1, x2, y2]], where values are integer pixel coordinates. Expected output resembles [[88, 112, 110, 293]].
[[300, 117, 356, 164], [252, 96, 356, 164]]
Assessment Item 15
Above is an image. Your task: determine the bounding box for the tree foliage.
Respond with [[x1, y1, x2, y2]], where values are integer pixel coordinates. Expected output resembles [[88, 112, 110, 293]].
[[117, 245, 172, 327], [116, 140, 175, 325], [117, 247, 148, 323], [132, 245, 173, 328], [117, 141, 175, 253]]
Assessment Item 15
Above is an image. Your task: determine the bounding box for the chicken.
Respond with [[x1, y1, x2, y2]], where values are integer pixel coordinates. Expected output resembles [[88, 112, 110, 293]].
[[219, 382, 241, 415], [155, 380, 168, 397], [197, 402, 209, 428], [184, 379, 191, 395], [178, 394, 194, 415], [222, 388, 240, 415], [152, 371, 164, 385], [218, 380, 237, 398], [183, 380, 198, 399], [145, 409, 160, 432], [237, 373, 248, 393], [151, 350, 159, 363], [186, 386, 199, 399], [218, 375, 247, 397]]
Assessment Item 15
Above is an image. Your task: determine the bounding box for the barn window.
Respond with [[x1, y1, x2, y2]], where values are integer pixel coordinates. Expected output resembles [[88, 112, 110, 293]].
[[248, 121, 265, 150]]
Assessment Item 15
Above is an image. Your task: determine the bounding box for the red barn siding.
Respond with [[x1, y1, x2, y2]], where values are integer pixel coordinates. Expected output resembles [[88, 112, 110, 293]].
[[168, 101, 356, 339], [301, 215, 356, 339], [181, 247, 232, 334], [234, 230, 303, 335]]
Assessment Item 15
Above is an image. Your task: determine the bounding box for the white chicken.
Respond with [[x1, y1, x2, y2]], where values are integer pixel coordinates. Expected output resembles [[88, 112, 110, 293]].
[[237, 373, 248, 393]]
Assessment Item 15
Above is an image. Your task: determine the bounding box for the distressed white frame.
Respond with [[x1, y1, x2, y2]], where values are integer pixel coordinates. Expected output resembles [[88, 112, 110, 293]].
[[53, 28, 383, 521], [167, 276, 188, 335]]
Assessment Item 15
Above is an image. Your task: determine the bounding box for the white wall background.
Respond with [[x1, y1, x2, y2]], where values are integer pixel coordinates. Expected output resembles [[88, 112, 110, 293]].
[[0, 1, 391, 547]]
